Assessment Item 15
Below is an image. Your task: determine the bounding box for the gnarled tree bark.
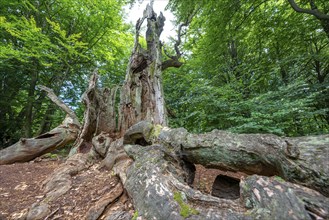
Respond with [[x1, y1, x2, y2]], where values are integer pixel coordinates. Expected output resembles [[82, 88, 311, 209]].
[[122, 121, 329, 219], [118, 3, 167, 135], [1, 3, 329, 220], [0, 116, 79, 165]]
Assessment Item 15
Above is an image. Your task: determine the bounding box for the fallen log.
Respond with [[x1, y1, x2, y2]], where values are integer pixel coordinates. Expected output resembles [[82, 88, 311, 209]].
[[122, 121, 329, 219], [0, 116, 80, 165], [0, 85, 81, 165], [155, 126, 329, 196]]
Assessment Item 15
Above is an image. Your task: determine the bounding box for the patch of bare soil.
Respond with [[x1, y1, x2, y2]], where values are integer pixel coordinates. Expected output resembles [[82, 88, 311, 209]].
[[0, 159, 132, 220], [0, 160, 61, 219], [0, 159, 244, 219], [45, 164, 132, 219]]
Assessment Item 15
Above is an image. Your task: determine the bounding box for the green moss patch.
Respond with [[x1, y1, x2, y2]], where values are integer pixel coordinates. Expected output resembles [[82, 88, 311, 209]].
[[147, 124, 163, 141], [274, 176, 285, 182], [132, 210, 138, 220], [173, 192, 199, 218]]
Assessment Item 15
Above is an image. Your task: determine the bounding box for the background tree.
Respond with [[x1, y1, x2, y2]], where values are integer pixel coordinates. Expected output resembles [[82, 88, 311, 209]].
[[164, 0, 329, 136], [0, 1, 328, 220], [0, 0, 133, 148]]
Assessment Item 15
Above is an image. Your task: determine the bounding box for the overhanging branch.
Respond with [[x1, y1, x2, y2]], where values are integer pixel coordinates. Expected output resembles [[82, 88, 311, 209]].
[[161, 11, 196, 70], [287, 0, 329, 20]]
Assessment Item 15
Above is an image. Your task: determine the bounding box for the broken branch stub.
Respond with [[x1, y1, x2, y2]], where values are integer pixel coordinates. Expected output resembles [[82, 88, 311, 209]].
[[38, 85, 81, 127]]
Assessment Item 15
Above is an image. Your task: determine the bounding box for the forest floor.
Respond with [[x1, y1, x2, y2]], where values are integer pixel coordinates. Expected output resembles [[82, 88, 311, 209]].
[[0, 157, 245, 220]]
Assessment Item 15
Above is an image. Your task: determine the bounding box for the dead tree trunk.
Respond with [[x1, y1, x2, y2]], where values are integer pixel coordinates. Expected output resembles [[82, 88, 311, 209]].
[[2, 3, 329, 220], [0, 116, 79, 165], [69, 72, 119, 155], [122, 121, 329, 220], [118, 3, 167, 135], [20, 4, 171, 219]]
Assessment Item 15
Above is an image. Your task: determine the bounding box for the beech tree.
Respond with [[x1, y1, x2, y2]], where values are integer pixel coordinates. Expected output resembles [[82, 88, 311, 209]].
[[0, 0, 132, 147], [164, 0, 328, 135], [287, 0, 329, 38], [1, 2, 329, 220]]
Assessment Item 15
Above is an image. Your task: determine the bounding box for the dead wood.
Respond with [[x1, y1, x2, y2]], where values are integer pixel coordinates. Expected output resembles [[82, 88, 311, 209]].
[[122, 121, 329, 219], [0, 116, 79, 165]]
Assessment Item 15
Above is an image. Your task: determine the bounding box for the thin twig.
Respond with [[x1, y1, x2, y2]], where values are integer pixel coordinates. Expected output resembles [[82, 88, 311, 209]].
[[44, 207, 60, 220]]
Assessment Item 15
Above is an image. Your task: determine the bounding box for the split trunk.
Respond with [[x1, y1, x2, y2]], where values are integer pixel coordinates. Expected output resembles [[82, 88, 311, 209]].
[[0, 3, 328, 220]]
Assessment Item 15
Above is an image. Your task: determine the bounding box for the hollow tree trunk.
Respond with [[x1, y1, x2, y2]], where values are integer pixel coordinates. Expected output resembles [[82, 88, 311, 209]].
[[2, 3, 329, 220], [19, 4, 172, 219], [118, 3, 167, 135], [70, 72, 119, 155], [72, 3, 167, 151], [122, 121, 329, 220]]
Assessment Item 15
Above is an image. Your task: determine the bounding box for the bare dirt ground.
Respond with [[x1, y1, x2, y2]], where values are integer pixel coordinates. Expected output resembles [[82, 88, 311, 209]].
[[0, 158, 244, 220], [0, 160, 60, 219], [0, 158, 131, 220]]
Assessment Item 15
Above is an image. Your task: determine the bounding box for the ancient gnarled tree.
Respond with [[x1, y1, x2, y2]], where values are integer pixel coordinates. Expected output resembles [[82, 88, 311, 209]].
[[0, 3, 328, 220]]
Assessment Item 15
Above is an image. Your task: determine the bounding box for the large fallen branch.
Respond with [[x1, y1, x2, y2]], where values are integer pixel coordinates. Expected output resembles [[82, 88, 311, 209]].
[[122, 121, 329, 219], [162, 128, 329, 196], [0, 85, 81, 165], [0, 116, 80, 165]]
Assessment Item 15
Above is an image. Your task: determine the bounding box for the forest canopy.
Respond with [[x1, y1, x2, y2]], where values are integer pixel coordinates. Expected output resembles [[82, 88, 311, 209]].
[[1, 0, 328, 149]]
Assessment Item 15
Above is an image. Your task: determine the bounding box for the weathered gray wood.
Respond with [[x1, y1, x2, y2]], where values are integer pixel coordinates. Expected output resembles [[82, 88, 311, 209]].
[[122, 122, 329, 219], [240, 175, 329, 219], [118, 3, 167, 135], [122, 121, 329, 197], [38, 85, 81, 127], [72, 71, 119, 154], [156, 127, 329, 196], [124, 143, 246, 220], [0, 83, 81, 165], [0, 116, 79, 165]]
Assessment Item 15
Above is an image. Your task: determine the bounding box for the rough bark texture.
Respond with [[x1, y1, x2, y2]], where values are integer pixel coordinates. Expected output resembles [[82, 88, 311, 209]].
[[147, 124, 329, 196], [122, 121, 329, 219], [118, 3, 167, 135], [0, 116, 79, 165], [38, 85, 81, 127], [240, 175, 329, 220], [0, 84, 81, 165], [1, 3, 329, 220], [71, 72, 119, 155]]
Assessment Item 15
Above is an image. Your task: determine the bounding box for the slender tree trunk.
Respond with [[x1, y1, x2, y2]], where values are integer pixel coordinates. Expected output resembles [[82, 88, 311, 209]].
[[320, 18, 329, 39], [24, 71, 38, 138], [37, 104, 55, 135]]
